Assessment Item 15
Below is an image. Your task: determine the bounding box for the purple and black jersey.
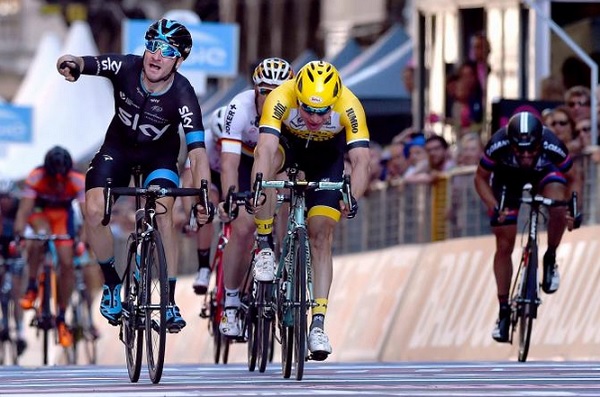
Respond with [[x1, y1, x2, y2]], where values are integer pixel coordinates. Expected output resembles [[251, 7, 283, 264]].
[[480, 126, 572, 174]]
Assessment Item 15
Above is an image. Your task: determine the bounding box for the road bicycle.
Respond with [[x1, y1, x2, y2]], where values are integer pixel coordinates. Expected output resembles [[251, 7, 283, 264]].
[[508, 183, 575, 362], [199, 187, 256, 366], [102, 171, 210, 384], [199, 220, 232, 365], [252, 166, 354, 380], [20, 233, 73, 365], [0, 243, 26, 365], [67, 242, 98, 365]]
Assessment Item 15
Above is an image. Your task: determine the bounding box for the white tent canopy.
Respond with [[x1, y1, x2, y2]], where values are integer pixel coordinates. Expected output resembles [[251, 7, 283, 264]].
[[0, 21, 113, 181]]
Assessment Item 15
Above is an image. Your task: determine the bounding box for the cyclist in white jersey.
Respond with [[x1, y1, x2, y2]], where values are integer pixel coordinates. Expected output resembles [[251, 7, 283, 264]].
[[218, 58, 294, 337], [180, 107, 225, 294]]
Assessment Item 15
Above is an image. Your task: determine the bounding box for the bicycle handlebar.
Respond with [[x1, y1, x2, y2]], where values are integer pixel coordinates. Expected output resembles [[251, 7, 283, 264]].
[[101, 178, 209, 226], [251, 172, 356, 218]]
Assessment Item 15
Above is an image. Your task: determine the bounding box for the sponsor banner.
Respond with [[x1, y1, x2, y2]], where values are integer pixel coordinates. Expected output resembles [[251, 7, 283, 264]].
[[0, 104, 32, 143], [122, 19, 239, 77]]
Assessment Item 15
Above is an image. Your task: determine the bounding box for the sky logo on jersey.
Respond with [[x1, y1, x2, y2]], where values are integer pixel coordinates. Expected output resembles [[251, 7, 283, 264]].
[[179, 106, 194, 129], [123, 19, 239, 77], [101, 57, 122, 74]]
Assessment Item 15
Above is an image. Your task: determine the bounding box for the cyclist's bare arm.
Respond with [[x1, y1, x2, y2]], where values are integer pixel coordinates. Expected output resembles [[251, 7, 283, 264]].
[[188, 147, 213, 224], [250, 133, 280, 214], [56, 55, 84, 82], [13, 197, 35, 236], [564, 163, 583, 231], [346, 146, 370, 200], [474, 165, 497, 210]]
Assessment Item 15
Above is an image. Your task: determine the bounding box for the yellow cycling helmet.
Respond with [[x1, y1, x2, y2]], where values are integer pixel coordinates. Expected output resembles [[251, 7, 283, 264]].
[[295, 61, 343, 108]]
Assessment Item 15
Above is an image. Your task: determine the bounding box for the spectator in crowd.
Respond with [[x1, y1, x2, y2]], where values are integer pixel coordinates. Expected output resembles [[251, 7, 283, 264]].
[[575, 116, 593, 148], [468, 32, 491, 104], [402, 132, 429, 181], [366, 142, 387, 192], [544, 105, 582, 156], [564, 85, 592, 123], [450, 60, 484, 140], [456, 132, 484, 166], [384, 130, 411, 181], [425, 135, 455, 176]]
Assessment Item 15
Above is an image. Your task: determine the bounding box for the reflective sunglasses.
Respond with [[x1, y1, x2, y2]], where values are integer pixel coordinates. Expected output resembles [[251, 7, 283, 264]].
[[576, 126, 591, 134], [298, 101, 332, 116], [145, 40, 181, 59], [550, 119, 569, 127], [256, 87, 274, 96], [567, 99, 590, 108]]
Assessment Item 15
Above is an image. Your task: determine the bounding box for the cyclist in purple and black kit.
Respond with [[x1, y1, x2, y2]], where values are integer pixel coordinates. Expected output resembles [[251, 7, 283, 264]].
[[474, 111, 582, 343], [56, 18, 214, 332]]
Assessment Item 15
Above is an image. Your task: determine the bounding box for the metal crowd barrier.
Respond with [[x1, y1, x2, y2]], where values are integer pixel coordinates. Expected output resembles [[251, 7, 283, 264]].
[[333, 148, 600, 255]]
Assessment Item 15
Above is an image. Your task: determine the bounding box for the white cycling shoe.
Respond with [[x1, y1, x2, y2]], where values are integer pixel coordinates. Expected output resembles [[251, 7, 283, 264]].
[[219, 308, 241, 337], [253, 248, 275, 282], [308, 327, 332, 361], [193, 268, 210, 295]]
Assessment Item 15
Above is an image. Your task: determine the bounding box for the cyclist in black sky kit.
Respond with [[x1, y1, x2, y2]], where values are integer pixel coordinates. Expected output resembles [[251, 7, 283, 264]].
[[56, 18, 214, 331]]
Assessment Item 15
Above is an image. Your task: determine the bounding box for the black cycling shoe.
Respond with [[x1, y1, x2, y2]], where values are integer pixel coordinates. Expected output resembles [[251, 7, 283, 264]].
[[16, 338, 27, 356], [542, 251, 559, 294], [491, 305, 511, 343]]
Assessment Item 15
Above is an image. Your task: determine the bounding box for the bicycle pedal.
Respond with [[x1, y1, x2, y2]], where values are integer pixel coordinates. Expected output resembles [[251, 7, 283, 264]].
[[167, 327, 182, 334], [309, 351, 329, 362]]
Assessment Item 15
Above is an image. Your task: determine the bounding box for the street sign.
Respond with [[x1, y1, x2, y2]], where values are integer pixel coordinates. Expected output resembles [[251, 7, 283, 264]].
[[0, 104, 32, 143]]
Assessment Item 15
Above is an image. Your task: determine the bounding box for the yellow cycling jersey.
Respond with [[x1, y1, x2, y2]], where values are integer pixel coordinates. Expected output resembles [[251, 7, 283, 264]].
[[259, 80, 370, 149]]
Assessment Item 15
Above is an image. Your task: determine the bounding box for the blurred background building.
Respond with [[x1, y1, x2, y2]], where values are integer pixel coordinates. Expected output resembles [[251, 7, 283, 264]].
[[2, 0, 600, 258]]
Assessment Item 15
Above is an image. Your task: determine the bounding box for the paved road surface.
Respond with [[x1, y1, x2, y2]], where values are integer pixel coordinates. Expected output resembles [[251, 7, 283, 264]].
[[1, 361, 600, 396]]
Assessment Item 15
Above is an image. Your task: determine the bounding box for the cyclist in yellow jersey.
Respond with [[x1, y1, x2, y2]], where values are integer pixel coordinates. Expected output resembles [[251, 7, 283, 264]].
[[249, 60, 370, 360]]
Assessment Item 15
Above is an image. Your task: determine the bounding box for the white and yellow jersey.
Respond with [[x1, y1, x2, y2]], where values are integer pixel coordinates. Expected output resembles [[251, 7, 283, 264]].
[[259, 80, 370, 150]]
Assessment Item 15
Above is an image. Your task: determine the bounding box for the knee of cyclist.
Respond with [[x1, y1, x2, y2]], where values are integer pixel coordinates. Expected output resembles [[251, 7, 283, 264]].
[[85, 204, 106, 227]]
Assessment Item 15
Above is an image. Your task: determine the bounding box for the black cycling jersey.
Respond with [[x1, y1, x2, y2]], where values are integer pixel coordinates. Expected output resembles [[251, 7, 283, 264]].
[[480, 126, 572, 174], [81, 54, 205, 190], [480, 126, 573, 225]]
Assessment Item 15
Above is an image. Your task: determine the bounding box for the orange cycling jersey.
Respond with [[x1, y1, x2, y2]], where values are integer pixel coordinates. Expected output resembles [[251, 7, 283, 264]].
[[22, 167, 85, 240], [259, 80, 370, 149]]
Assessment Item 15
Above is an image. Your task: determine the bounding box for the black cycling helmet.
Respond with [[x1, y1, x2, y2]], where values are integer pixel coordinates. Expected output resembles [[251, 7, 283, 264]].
[[145, 18, 193, 60], [506, 111, 544, 151], [44, 146, 73, 177]]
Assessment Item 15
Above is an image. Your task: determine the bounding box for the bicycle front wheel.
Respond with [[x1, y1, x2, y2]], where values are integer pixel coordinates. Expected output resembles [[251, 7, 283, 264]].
[[122, 236, 143, 382], [144, 231, 168, 384], [293, 227, 308, 381], [257, 282, 274, 373], [518, 242, 538, 363]]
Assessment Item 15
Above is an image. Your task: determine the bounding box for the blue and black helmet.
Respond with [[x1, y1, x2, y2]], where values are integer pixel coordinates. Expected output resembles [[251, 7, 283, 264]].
[[145, 19, 193, 60]]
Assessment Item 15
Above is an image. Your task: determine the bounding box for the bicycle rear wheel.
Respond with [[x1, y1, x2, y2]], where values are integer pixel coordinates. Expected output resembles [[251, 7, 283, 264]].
[[517, 242, 538, 363], [144, 231, 168, 384], [293, 228, 308, 381], [122, 237, 143, 382], [279, 244, 294, 379], [246, 296, 258, 371]]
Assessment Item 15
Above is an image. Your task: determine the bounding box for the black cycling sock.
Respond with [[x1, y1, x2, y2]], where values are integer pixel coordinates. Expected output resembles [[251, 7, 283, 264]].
[[256, 233, 273, 251], [543, 249, 556, 266], [197, 249, 210, 270], [169, 277, 176, 305], [311, 314, 325, 331], [98, 257, 120, 286]]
